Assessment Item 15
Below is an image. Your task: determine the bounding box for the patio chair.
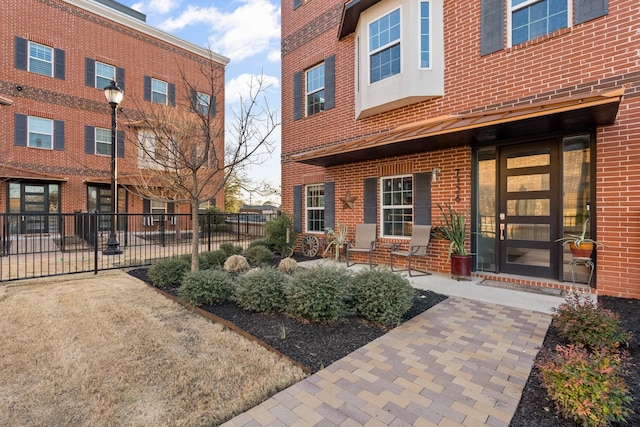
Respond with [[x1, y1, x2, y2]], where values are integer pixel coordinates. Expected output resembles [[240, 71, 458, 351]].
[[390, 225, 432, 276], [346, 224, 377, 269]]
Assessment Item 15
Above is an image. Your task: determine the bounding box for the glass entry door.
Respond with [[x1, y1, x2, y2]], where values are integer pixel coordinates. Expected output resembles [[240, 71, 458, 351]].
[[8, 182, 60, 234], [498, 143, 559, 278]]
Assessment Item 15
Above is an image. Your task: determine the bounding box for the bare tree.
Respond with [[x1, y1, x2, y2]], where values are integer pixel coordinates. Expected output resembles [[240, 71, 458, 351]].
[[124, 60, 278, 271]]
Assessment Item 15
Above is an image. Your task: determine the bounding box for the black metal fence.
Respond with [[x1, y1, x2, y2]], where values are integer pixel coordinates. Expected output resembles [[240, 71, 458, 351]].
[[0, 211, 277, 282]]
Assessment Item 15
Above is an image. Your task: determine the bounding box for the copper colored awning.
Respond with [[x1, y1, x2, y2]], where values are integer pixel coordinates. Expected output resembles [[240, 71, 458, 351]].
[[0, 165, 67, 181], [291, 88, 624, 167]]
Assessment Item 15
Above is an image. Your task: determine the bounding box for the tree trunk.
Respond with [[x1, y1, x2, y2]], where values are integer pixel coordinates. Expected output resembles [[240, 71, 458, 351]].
[[191, 199, 200, 271]]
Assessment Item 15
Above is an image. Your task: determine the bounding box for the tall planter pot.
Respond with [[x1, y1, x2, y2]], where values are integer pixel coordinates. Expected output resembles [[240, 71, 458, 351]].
[[451, 254, 472, 280]]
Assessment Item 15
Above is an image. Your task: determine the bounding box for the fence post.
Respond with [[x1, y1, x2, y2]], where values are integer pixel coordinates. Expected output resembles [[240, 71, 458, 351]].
[[207, 211, 212, 252], [93, 211, 99, 275]]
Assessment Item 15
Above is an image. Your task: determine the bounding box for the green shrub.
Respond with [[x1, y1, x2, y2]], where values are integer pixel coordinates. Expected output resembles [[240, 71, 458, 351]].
[[178, 253, 192, 264], [248, 238, 271, 250], [148, 257, 190, 288], [235, 267, 288, 313], [552, 291, 631, 348], [264, 213, 296, 256], [199, 250, 227, 269], [219, 243, 243, 257], [198, 206, 228, 232], [537, 344, 632, 427], [178, 269, 234, 306], [284, 265, 351, 324], [350, 269, 414, 326], [223, 254, 249, 273], [246, 245, 274, 265], [278, 257, 298, 273]]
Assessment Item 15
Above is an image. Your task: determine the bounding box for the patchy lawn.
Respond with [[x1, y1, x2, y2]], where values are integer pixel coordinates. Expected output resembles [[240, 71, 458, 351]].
[[0, 271, 306, 427]]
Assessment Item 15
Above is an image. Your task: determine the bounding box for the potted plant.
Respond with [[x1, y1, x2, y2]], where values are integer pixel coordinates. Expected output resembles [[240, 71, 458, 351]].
[[323, 220, 348, 260], [555, 218, 604, 259], [432, 204, 472, 279]]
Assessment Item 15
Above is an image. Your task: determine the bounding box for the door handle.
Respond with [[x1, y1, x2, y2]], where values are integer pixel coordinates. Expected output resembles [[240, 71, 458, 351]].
[[500, 223, 505, 240]]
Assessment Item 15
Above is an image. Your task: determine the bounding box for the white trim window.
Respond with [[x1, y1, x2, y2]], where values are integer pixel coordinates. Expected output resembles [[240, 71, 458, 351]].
[[419, 1, 431, 69], [151, 200, 167, 217], [151, 78, 168, 104], [96, 61, 116, 90], [509, 0, 569, 46], [306, 184, 325, 232], [138, 130, 172, 168], [306, 63, 325, 116], [95, 127, 112, 156], [28, 116, 53, 149], [381, 175, 413, 237], [28, 41, 53, 77], [369, 8, 401, 84], [195, 92, 211, 115]]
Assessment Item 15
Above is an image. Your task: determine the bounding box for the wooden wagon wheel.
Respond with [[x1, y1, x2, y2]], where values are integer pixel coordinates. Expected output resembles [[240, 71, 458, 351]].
[[301, 234, 320, 257]]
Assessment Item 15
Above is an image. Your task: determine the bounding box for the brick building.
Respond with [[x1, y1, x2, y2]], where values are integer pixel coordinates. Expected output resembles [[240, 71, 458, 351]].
[[281, 0, 640, 298], [1, 0, 228, 233]]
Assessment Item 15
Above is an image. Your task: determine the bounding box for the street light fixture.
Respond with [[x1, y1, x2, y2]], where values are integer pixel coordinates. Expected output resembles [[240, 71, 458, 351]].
[[103, 80, 124, 255]]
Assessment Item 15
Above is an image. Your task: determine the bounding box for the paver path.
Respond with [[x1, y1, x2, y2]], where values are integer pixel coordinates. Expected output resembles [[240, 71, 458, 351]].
[[222, 297, 551, 427]]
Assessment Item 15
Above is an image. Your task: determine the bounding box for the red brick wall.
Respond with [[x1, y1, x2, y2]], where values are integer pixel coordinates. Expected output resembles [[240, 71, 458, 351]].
[[1, 0, 226, 214], [282, 0, 640, 298]]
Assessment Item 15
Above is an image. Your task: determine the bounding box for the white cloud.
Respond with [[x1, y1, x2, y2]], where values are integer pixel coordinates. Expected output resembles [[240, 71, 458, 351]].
[[130, 0, 180, 15], [225, 73, 279, 105], [159, 0, 280, 62]]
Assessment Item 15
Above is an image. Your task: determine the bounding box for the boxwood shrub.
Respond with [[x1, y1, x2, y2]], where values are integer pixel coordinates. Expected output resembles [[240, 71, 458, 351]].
[[148, 257, 190, 288], [350, 268, 414, 326], [178, 269, 234, 306], [235, 267, 288, 313]]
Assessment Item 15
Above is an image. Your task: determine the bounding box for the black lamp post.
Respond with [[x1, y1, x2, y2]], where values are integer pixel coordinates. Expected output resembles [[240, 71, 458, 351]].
[[103, 80, 124, 255]]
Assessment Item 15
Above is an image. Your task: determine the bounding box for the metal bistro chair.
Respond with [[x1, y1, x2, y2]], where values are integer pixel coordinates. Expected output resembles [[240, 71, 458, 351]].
[[346, 224, 377, 269], [390, 225, 432, 276]]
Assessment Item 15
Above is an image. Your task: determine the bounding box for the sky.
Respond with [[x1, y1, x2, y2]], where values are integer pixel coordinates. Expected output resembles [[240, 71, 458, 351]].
[[124, 0, 282, 206]]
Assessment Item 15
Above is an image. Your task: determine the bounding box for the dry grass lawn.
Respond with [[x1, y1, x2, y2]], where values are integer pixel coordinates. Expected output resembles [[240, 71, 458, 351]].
[[0, 270, 306, 426]]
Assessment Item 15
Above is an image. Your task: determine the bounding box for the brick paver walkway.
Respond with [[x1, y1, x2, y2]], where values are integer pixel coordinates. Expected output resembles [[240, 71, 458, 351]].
[[222, 297, 551, 427]]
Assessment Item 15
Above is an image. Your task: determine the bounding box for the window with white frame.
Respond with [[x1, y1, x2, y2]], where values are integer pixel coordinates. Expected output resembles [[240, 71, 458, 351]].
[[96, 62, 116, 90], [29, 41, 53, 77], [306, 63, 325, 116], [195, 92, 211, 115], [95, 127, 112, 156], [381, 176, 413, 237], [28, 116, 53, 149], [369, 8, 401, 84], [510, 0, 568, 46], [151, 200, 167, 216], [306, 184, 325, 232], [138, 130, 172, 167], [420, 1, 431, 68], [151, 78, 168, 104]]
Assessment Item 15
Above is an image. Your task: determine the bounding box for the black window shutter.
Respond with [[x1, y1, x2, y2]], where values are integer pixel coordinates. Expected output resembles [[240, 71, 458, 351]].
[[53, 120, 64, 151], [167, 202, 175, 214], [54, 48, 65, 80], [413, 172, 431, 225], [293, 71, 302, 120], [14, 113, 27, 146], [143, 76, 151, 101], [293, 0, 302, 10], [143, 198, 150, 214], [575, 0, 608, 25], [15, 37, 27, 70], [209, 95, 216, 117], [363, 178, 377, 224], [85, 126, 95, 154], [293, 185, 302, 232], [117, 130, 125, 158], [480, 0, 504, 56], [324, 55, 335, 111], [116, 67, 125, 92], [85, 58, 95, 87], [190, 89, 197, 111], [324, 181, 335, 231], [168, 83, 176, 106]]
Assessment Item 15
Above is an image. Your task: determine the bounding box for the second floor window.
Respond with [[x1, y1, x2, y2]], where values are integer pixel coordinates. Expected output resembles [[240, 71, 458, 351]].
[[306, 184, 325, 232], [420, 2, 430, 68], [369, 8, 401, 84], [306, 63, 325, 116], [510, 0, 568, 46], [196, 92, 211, 115], [152, 78, 168, 104], [28, 116, 53, 149], [95, 128, 112, 156], [29, 41, 53, 77], [96, 62, 116, 90]]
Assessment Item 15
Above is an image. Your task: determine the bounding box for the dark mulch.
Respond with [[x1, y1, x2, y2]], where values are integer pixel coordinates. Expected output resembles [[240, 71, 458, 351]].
[[510, 296, 640, 427], [126, 265, 448, 373]]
